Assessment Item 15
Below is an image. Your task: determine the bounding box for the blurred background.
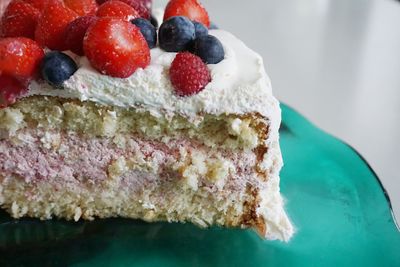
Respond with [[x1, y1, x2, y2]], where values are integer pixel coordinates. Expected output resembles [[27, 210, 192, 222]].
[[156, 0, 400, 222]]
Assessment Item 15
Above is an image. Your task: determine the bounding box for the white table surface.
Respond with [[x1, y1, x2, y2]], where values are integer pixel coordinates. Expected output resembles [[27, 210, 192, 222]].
[[157, 0, 400, 222]]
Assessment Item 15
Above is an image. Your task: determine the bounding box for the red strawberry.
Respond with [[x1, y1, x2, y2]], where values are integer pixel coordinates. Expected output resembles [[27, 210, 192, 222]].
[[34, 0, 79, 50], [64, 0, 98, 16], [96, 1, 140, 21], [24, 0, 49, 10], [164, 0, 210, 28], [169, 52, 210, 96], [0, 0, 41, 39], [83, 18, 150, 78], [65, 15, 97, 56], [0, 75, 28, 108], [0, 37, 44, 80]]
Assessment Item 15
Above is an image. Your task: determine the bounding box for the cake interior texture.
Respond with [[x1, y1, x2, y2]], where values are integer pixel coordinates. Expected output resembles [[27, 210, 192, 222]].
[[0, 96, 291, 240]]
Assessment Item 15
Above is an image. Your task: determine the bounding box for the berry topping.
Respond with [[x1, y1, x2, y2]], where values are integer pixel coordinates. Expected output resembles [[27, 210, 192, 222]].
[[64, 0, 98, 16], [96, 0, 140, 21], [131, 18, 157, 49], [164, 0, 210, 28], [192, 21, 208, 38], [24, 0, 48, 10], [65, 15, 97, 56], [159, 16, 195, 52], [117, 0, 150, 19], [0, 0, 41, 39], [192, 35, 224, 64], [169, 52, 210, 96], [150, 15, 158, 28], [83, 18, 150, 78], [35, 0, 79, 50], [96, 0, 151, 18], [0, 75, 28, 108], [0, 37, 44, 80], [41, 51, 78, 87]]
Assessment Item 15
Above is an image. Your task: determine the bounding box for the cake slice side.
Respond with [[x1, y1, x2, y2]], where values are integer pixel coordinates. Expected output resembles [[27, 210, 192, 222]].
[[0, 96, 293, 241]]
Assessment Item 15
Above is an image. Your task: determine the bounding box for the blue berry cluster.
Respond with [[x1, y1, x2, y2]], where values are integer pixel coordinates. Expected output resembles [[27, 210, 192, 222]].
[[158, 16, 225, 64]]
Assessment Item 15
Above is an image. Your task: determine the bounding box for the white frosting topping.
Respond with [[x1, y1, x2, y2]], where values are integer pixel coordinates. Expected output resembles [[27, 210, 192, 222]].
[[28, 30, 281, 132]]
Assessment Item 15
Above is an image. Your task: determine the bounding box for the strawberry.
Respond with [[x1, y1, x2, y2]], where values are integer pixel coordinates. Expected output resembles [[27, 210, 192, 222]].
[[169, 52, 210, 96], [0, 75, 28, 108], [64, 0, 98, 16], [34, 0, 79, 50], [164, 0, 210, 28], [0, 0, 41, 39], [83, 18, 150, 78], [96, 1, 140, 21], [0, 37, 44, 80], [24, 0, 49, 10], [65, 15, 97, 56]]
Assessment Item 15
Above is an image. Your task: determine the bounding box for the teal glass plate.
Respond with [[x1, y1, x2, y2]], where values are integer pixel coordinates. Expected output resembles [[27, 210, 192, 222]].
[[0, 104, 399, 266]]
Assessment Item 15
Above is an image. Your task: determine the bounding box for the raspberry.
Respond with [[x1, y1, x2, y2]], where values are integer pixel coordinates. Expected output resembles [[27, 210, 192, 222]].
[[65, 15, 97, 56], [24, 0, 49, 10], [34, 0, 79, 50], [0, 0, 41, 39], [97, 0, 150, 18], [169, 52, 211, 96], [164, 0, 210, 28], [83, 18, 150, 78], [64, 0, 98, 16], [0, 75, 28, 108], [96, 1, 140, 21], [0, 37, 45, 80]]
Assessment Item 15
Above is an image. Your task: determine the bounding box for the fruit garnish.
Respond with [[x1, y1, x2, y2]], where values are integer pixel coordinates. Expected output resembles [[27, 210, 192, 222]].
[[159, 16, 195, 52], [96, 0, 151, 18], [24, 0, 49, 10], [131, 18, 157, 49], [169, 52, 210, 96], [64, 0, 98, 16], [65, 15, 97, 56], [34, 0, 79, 50], [164, 0, 210, 28], [96, 1, 140, 21], [0, 75, 28, 108], [0, 0, 40, 39], [192, 21, 208, 38], [83, 18, 150, 78], [192, 35, 224, 64], [150, 15, 158, 28], [41, 51, 78, 86], [0, 37, 44, 80]]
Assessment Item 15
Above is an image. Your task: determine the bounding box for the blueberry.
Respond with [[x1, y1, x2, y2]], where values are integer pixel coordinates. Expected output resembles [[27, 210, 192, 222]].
[[150, 15, 158, 28], [41, 52, 77, 87], [159, 16, 195, 52], [193, 21, 208, 38], [131, 18, 157, 49], [193, 35, 225, 64]]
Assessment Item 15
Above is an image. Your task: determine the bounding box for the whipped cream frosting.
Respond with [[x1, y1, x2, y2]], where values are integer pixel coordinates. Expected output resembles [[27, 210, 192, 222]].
[[28, 29, 281, 133]]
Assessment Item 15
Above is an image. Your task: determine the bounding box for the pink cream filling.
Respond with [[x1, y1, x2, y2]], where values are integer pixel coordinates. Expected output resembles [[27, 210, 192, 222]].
[[0, 129, 261, 192]]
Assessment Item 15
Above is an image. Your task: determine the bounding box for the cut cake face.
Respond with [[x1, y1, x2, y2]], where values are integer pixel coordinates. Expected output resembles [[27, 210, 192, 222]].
[[0, 1, 293, 241]]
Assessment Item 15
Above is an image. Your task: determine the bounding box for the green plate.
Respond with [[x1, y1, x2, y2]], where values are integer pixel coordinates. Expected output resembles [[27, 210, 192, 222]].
[[1, 104, 399, 266]]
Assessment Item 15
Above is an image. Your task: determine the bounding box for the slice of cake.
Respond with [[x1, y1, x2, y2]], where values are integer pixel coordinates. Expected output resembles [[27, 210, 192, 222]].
[[0, 0, 293, 241]]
